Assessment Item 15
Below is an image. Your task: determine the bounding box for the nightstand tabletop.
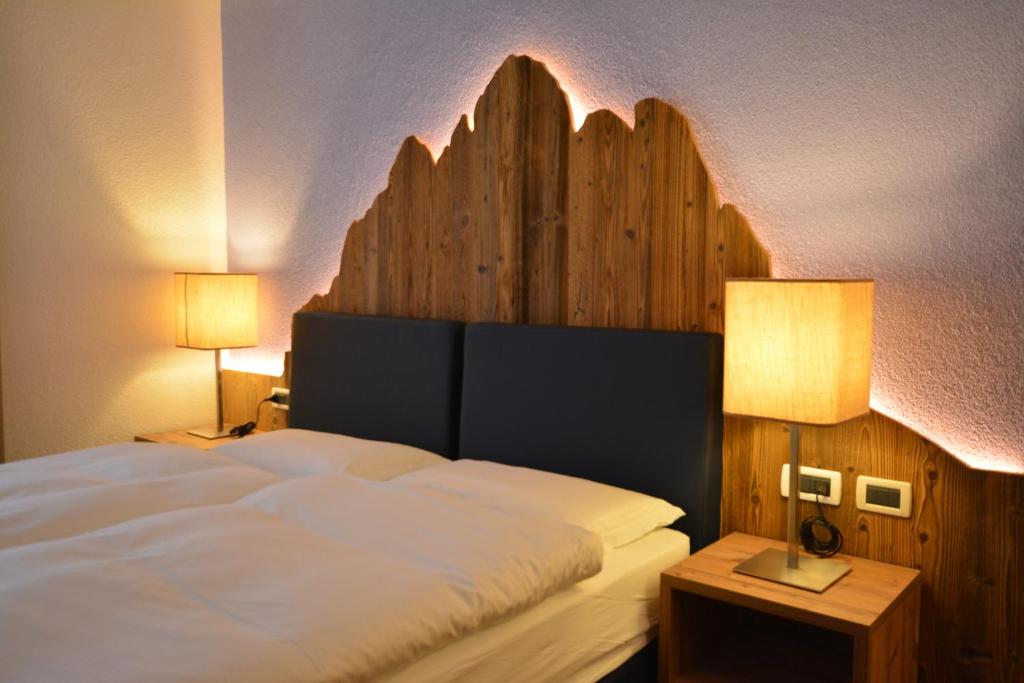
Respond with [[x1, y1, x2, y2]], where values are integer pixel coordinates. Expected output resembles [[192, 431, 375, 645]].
[[663, 532, 920, 634], [135, 429, 262, 451]]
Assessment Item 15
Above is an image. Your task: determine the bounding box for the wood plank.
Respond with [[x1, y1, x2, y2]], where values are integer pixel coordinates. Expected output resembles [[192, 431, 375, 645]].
[[440, 115, 477, 321], [522, 58, 570, 325], [567, 109, 644, 327]]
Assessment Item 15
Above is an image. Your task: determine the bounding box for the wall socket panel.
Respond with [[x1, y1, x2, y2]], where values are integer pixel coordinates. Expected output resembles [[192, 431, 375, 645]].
[[780, 465, 842, 506], [856, 475, 912, 518], [270, 387, 290, 411]]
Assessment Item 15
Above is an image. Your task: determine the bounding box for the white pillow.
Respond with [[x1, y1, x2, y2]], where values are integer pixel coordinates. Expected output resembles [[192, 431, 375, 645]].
[[392, 459, 684, 548], [212, 429, 449, 480]]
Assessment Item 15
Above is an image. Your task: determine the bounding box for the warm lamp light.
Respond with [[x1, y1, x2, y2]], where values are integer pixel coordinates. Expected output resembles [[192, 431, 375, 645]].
[[175, 272, 258, 439], [725, 279, 873, 592]]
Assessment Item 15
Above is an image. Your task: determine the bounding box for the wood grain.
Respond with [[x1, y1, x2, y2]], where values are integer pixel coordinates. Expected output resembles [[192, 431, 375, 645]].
[[664, 533, 920, 632], [722, 413, 1024, 682], [660, 533, 920, 682], [223, 54, 1022, 682], [220, 353, 290, 433]]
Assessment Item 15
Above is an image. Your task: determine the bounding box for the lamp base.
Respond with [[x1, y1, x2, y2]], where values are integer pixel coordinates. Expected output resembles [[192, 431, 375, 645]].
[[186, 427, 233, 440], [734, 548, 851, 593]]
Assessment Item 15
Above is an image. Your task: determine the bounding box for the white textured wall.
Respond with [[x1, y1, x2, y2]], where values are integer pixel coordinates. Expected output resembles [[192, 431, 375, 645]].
[[222, 0, 1024, 473], [0, 1, 227, 459]]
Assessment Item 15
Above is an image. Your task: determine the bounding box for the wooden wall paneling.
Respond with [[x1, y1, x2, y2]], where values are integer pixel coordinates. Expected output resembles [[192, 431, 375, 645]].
[[522, 58, 571, 325], [220, 352, 290, 432], [445, 113, 485, 321], [222, 54, 1023, 681], [718, 203, 772, 279], [473, 55, 526, 322], [567, 109, 644, 328], [641, 99, 723, 333], [721, 411, 1024, 682], [565, 101, 724, 333], [389, 137, 434, 318], [428, 120, 460, 320]]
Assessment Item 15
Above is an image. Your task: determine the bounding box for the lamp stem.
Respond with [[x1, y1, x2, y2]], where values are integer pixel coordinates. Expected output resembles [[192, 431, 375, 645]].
[[787, 423, 801, 569], [215, 348, 224, 434]]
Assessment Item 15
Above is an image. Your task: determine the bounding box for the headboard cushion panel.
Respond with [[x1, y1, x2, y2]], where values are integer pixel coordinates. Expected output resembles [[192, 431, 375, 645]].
[[290, 312, 464, 457], [459, 323, 724, 550]]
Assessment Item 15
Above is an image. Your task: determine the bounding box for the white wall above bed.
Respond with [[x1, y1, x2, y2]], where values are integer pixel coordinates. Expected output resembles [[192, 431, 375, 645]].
[[220, 0, 1024, 473]]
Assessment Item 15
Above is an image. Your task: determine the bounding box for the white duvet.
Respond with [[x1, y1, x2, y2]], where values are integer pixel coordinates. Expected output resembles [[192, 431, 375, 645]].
[[0, 443, 281, 548], [0, 473, 603, 683]]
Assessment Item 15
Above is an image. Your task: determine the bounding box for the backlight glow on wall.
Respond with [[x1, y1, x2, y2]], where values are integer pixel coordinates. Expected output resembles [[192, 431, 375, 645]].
[[221, 1, 1023, 473]]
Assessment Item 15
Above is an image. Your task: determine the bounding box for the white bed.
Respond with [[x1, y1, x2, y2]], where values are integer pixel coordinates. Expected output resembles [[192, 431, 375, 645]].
[[0, 436, 688, 683], [386, 527, 689, 683]]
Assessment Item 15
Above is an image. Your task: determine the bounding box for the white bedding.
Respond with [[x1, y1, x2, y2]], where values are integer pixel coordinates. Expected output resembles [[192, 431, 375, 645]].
[[0, 473, 603, 683], [0, 442, 249, 501], [0, 466, 281, 549], [385, 527, 690, 683], [0, 443, 281, 548], [0, 431, 450, 549]]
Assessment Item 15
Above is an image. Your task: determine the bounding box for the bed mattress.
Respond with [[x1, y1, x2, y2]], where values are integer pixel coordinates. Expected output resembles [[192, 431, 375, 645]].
[[384, 527, 690, 683]]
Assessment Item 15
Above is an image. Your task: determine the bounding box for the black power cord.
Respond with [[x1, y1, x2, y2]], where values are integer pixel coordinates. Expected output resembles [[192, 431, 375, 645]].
[[799, 489, 843, 557], [230, 394, 287, 439]]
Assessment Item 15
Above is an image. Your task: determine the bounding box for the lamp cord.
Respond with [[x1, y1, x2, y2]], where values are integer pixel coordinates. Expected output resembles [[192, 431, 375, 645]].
[[799, 491, 843, 557]]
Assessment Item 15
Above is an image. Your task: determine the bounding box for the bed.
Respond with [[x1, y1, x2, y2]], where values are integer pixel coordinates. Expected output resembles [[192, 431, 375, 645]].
[[0, 312, 722, 682], [292, 311, 724, 680]]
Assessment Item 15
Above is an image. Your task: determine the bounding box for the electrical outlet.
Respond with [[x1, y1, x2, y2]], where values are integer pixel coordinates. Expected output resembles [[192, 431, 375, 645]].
[[270, 387, 290, 411], [856, 475, 911, 518], [780, 464, 842, 506]]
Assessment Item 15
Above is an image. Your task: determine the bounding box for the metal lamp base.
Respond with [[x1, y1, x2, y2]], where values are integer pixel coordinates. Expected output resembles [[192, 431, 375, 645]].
[[186, 427, 233, 440], [735, 548, 851, 593]]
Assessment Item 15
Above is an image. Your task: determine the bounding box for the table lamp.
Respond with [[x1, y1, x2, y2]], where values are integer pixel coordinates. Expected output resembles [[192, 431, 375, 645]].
[[175, 272, 258, 439], [724, 279, 873, 592]]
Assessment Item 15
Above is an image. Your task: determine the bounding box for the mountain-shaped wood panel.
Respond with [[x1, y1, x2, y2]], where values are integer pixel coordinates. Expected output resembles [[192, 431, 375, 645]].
[[302, 55, 758, 332]]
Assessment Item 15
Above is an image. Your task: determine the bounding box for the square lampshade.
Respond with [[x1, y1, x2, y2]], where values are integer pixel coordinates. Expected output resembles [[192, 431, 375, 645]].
[[175, 273, 258, 350], [724, 279, 874, 425]]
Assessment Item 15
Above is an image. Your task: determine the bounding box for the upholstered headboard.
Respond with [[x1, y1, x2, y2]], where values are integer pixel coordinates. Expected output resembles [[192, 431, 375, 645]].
[[458, 323, 724, 550], [289, 312, 464, 457]]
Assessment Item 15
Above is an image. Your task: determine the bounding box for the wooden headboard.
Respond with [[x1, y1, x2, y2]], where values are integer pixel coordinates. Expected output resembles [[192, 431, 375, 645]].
[[300, 55, 767, 328], [224, 55, 1022, 680]]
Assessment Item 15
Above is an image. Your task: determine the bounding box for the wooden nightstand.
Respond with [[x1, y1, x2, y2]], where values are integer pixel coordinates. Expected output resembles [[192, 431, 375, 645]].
[[135, 429, 262, 451], [659, 533, 920, 683]]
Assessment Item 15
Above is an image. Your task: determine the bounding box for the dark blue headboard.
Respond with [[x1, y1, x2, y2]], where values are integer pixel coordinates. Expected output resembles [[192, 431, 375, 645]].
[[290, 312, 464, 457], [458, 323, 723, 550], [289, 313, 723, 549]]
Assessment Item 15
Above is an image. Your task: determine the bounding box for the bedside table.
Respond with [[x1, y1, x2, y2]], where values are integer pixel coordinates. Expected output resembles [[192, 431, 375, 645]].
[[135, 429, 262, 451], [659, 533, 920, 683]]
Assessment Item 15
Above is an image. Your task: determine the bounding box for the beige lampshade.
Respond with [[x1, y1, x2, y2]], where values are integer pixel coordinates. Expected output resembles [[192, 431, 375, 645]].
[[723, 279, 874, 425], [175, 272, 258, 350]]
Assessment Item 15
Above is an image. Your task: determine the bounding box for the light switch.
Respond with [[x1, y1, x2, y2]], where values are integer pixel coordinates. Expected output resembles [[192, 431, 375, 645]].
[[856, 475, 912, 518]]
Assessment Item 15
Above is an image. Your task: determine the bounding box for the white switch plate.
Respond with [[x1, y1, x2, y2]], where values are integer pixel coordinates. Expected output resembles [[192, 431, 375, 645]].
[[856, 475, 912, 518], [271, 387, 290, 411], [780, 464, 842, 506]]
